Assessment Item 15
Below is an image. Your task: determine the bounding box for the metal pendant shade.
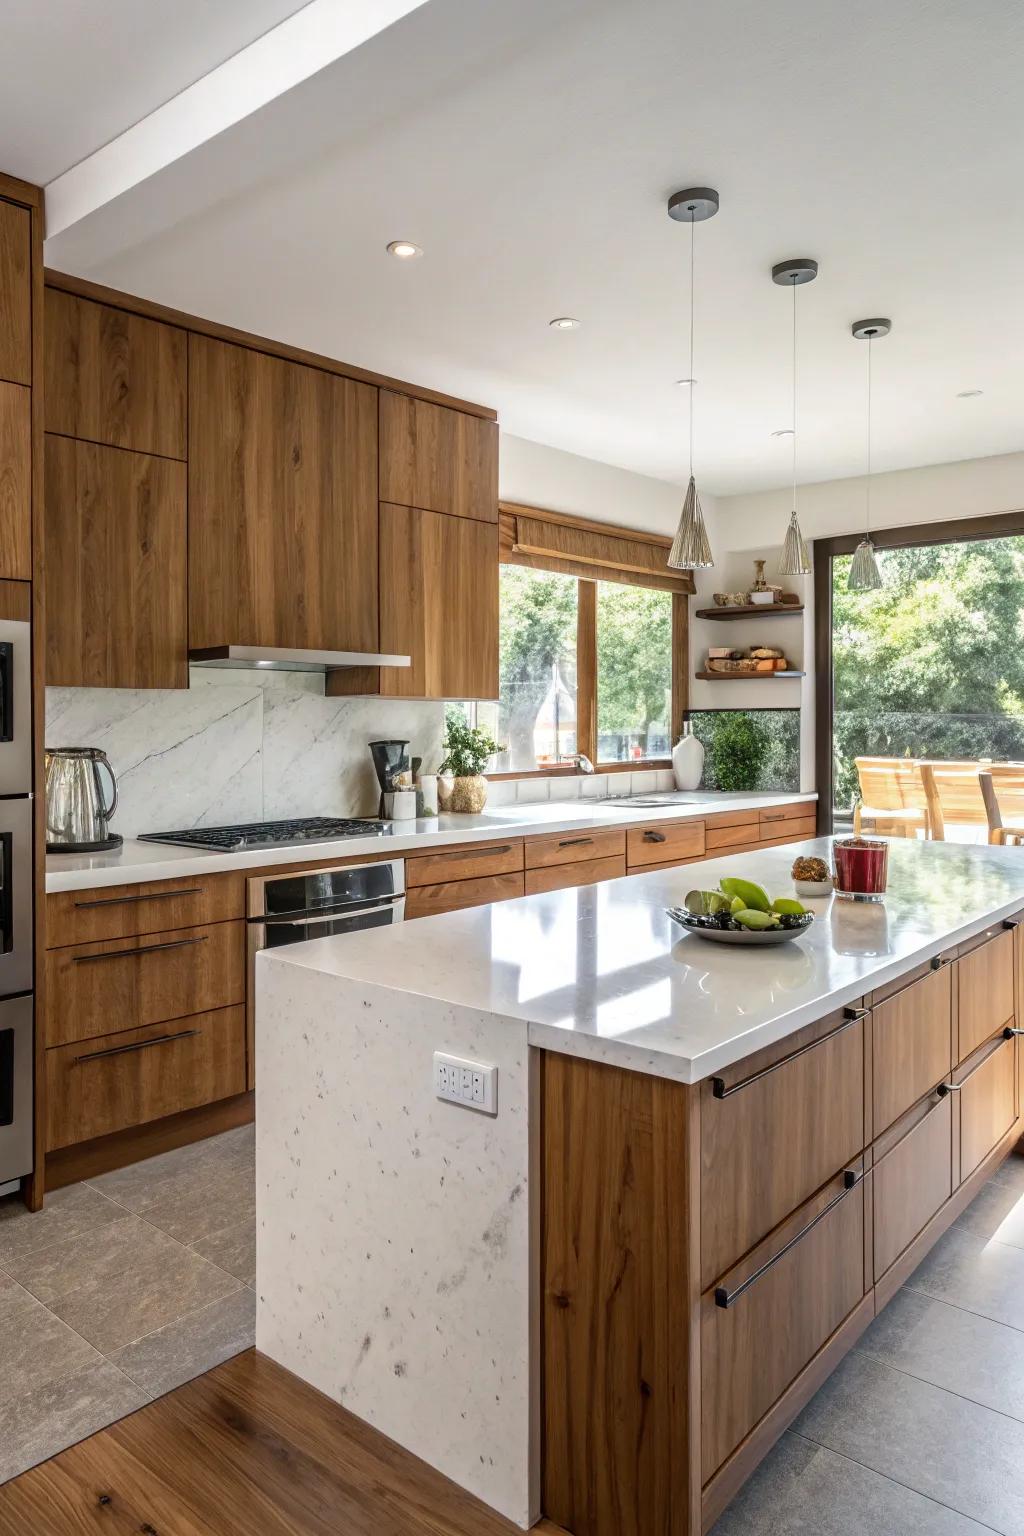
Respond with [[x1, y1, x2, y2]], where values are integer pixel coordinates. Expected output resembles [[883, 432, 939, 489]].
[[848, 534, 883, 591], [847, 319, 891, 593], [669, 476, 714, 569], [780, 509, 811, 578], [667, 188, 718, 571], [774, 259, 816, 577]]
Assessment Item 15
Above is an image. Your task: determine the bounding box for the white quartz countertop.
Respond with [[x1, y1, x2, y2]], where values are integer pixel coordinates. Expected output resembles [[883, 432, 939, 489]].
[[44, 790, 815, 892], [260, 838, 1024, 1084]]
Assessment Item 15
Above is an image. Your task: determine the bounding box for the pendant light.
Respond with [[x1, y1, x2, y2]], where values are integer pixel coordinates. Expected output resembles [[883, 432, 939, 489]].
[[772, 258, 817, 576], [848, 318, 891, 591], [667, 187, 718, 569]]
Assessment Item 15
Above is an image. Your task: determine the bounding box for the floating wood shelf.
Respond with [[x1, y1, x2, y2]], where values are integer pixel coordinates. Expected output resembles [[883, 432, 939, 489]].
[[695, 604, 804, 621], [695, 670, 806, 681]]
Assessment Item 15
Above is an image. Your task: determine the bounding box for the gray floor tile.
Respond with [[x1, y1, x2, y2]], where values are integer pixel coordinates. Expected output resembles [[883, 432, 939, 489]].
[[0, 1184, 123, 1266], [126, 1163, 256, 1246], [860, 1288, 1024, 1420], [88, 1124, 254, 1211], [0, 1295, 100, 1403], [0, 1359, 147, 1484], [957, 1176, 1024, 1250], [991, 1152, 1024, 1193], [906, 1223, 1024, 1331], [0, 1271, 36, 1320], [4, 1214, 150, 1305], [795, 1350, 1024, 1533], [191, 1216, 256, 1285], [47, 1230, 241, 1355], [111, 1288, 256, 1398], [711, 1431, 992, 1535]]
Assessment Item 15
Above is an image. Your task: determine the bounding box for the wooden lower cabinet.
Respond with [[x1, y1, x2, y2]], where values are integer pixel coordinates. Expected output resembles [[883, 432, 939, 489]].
[[405, 840, 522, 887], [958, 1032, 1017, 1182], [46, 1006, 246, 1151], [871, 961, 953, 1135], [958, 926, 1015, 1062], [405, 871, 524, 919], [525, 855, 624, 895], [701, 1168, 866, 1481], [47, 871, 245, 947], [873, 1090, 953, 1281], [627, 819, 705, 867]]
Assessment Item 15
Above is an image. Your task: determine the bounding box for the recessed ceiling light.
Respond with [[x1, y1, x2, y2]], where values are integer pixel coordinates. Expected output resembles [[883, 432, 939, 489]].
[[387, 240, 422, 260], [956, 388, 983, 398], [771, 428, 794, 438], [549, 316, 580, 330], [675, 377, 697, 387]]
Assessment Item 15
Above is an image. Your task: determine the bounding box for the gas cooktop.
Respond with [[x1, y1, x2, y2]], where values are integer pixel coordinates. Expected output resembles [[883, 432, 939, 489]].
[[138, 817, 387, 852]]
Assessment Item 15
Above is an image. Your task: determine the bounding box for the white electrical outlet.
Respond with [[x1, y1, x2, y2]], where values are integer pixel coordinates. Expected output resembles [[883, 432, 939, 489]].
[[433, 1051, 497, 1114]]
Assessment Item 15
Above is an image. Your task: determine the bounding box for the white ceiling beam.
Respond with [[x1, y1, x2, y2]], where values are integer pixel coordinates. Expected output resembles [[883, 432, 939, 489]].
[[44, 0, 431, 239]]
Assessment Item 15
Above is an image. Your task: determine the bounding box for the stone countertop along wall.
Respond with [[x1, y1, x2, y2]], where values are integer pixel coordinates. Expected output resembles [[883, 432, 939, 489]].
[[44, 670, 446, 837]]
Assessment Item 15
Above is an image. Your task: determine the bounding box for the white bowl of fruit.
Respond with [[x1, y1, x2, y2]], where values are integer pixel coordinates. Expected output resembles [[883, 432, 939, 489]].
[[667, 877, 814, 946]]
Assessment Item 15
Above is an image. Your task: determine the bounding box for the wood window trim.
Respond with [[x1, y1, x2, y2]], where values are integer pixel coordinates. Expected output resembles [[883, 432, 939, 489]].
[[493, 505, 690, 779], [813, 505, 1024, 836]]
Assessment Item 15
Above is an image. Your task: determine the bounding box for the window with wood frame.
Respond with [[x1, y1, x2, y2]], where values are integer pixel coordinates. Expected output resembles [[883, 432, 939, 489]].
[[451, 503, 692, 776]]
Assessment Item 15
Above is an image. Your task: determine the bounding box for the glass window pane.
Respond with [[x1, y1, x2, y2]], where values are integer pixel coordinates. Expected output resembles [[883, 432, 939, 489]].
[[596, 582, 672, 763], [497, 566, 578, 773]]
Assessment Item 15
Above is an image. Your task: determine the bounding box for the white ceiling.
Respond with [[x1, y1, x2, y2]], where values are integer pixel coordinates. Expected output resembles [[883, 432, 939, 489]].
[[0, 0, 312, 182], [29, 0, 1024, 495]]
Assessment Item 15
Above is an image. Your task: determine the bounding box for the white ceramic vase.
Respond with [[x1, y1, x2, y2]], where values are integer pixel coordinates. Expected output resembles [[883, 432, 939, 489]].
[[672, 724, 704, 791]]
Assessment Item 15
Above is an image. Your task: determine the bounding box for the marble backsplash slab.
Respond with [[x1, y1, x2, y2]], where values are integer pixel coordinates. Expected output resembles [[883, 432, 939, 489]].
[[45, 670, 446, 837]]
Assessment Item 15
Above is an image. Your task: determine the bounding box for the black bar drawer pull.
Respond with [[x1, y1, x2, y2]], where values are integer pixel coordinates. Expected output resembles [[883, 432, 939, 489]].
[[930, 955, 953, 970], [72, 936, 207, 965], [711, 1008, 866, 1099], [74, 887, 205, 910], [73, 1028, 201, 1065], [643, 830, 667, 843], [558, 836, 593, 848], [714, 1169, 862, 1309], [1004, 918, 1021, 930], [457, 844, 513, 858], [1005, 1026, 1024, 1039]]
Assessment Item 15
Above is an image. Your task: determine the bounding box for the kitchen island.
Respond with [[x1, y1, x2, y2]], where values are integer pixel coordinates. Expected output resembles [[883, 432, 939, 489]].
[[255, 837, 1024, 1534]]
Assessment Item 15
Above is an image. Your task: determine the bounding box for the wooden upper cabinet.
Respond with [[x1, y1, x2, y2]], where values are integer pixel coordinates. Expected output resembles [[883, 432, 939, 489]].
[[45, 435, 187, 688], [376, 503, 498, 699], [188, 336, 378, 653], [45, 289, 186, 459], [0, 201, 31, 387], [379, 391, 498, 523], [0, 382, 31, 580]]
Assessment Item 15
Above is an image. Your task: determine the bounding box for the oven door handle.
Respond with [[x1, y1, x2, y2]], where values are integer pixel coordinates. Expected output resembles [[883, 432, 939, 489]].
[[263, 901, 405, 928]]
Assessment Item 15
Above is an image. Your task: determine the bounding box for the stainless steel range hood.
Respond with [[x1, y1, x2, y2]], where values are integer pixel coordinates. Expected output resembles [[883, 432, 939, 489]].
[[189, 646, 411, 674]]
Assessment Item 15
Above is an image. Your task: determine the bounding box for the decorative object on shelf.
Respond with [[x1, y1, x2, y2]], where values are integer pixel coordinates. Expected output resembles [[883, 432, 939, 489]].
[[848, 318, 891, 591], [772, 257, 818, 577], [791, 853, 833, 899], [703, 644, 792, 675], [672, 719, 705, 790], [667, 187, 719, 570], [713, 591, 750, 607], [438, 715, 503, 814]]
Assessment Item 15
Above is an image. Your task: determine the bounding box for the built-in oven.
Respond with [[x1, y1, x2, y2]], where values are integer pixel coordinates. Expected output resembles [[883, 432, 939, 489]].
[[0, 620, 31, 798], [246, 860, 405, 1063], [0, 795, 32, 999], [0, 993, 33, 1190]]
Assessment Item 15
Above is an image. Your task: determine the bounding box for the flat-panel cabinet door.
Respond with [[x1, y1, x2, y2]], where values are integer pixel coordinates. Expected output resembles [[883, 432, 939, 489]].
[[958, 928, 1014, 1061], [872, 963, 953, 1135], [377, 503, 498, 699], [0, 381, 31, 580], [379, 390, 498, 522], [958, 1033, 1017, 1182], [45, 435, 187, 688], [188, 337, 378, 654], [0, 201, 31, 387], [873, 1091, 953, 1281]]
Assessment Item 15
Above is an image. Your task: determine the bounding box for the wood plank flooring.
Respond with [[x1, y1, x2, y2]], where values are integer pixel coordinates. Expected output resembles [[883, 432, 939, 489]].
[[0, 1349, 564, 1536]]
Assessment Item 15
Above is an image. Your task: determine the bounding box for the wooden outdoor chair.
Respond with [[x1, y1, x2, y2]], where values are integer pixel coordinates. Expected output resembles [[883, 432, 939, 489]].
[[980, 767, 1024, 846], [853, 757, 932, 839]]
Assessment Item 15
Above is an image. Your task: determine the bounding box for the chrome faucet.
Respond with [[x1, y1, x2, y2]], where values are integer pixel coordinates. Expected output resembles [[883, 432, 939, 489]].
[[574, 753, 595, 774]]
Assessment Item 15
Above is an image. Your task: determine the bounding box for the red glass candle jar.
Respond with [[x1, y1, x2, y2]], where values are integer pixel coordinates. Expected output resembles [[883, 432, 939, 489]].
[[833, 836, 888, 902]]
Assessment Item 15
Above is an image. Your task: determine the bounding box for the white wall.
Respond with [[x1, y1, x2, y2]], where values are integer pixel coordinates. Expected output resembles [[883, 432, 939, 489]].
[[499, 433, 694, 536], [713, 450, 1024, 791]]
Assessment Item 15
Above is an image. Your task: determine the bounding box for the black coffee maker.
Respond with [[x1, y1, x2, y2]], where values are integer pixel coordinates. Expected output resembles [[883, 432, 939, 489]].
[[369, 740, 410, 818]]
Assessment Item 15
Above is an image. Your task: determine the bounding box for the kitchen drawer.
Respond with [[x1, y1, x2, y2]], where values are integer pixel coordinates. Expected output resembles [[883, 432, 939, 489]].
[[958, 927, 1015, 1062], [760, 815, 817, 844], [958, 1032, 1017, 1182], [405, 840, 523, 887], [705, 808, 760, 832], [706, 821, 762, 852], [525, 827, 624, 869], [46, 921, 245, 1047], [524, 855, 624, 896], [47, 873, 246, 948], [873, 1090, 952, 1280], [758, 802, 814, 831], [701, 1167, 865, 1481], [872, 962, 953, 1135], [701, 1006, 866, 1289], [46, 1005, 246, 1150], [405, 871, 524, 919], [626, 820, 704, 868]]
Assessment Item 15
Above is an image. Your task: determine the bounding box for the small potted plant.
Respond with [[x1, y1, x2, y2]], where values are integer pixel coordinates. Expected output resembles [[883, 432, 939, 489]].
[[438, 715, 503, 813]]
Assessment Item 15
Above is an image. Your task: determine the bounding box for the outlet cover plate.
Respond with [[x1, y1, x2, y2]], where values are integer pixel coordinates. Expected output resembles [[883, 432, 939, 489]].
[[434, 1051, 497, 1115]]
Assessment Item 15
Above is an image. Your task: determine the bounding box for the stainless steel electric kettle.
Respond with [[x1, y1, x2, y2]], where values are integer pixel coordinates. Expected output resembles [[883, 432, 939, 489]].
[[45, 746, 121, 852]]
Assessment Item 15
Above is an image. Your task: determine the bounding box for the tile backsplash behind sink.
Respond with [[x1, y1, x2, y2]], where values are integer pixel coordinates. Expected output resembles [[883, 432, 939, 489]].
[[44, 670, 445, 837], [485, 768, 678, 806]]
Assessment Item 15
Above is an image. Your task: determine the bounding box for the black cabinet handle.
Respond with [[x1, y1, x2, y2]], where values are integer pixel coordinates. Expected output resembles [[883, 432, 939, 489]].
[[711, 1008, 865, 1099], [643, 830, 667, 844], [930, 955, 953, 970], [558, 836, 593, 848], [1003, 918, 1021, 930], [1005, 1026, 1024, 1038], [73, 936, 207, 965], [714, 1169, 862, 1309], [936, 1081, 962, 1094], [73, 1028, 201, 1065], [74, 887, 205, 910]]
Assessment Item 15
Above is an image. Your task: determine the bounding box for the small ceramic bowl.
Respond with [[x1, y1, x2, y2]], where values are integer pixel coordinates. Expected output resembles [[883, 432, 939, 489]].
[[795, 878, 834, 899]]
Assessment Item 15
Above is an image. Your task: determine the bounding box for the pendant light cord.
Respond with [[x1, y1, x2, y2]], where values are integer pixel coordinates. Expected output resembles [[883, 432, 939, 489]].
[[791, 277, 798, 511], [865, 336, 873, 535], [688, 212, 695, 479]]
